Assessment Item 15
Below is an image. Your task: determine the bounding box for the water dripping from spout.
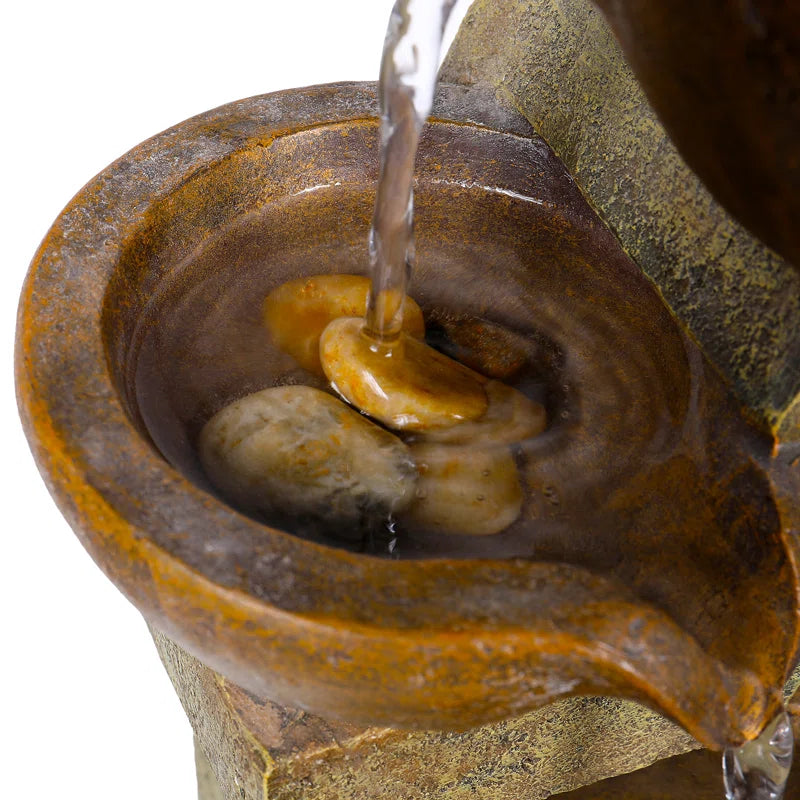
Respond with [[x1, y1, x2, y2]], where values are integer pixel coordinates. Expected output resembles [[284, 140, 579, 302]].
[[723, 711, 794, 799], [365, 0, 457, 341]]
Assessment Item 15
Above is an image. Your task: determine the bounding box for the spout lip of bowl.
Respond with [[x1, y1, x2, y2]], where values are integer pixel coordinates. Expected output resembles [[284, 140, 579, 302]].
[[14, 80, 796, 746]]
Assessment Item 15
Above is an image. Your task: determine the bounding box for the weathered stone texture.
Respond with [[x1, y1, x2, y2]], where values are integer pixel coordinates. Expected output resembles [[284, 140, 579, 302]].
[[195, 738, 225, 800], [153, 629, 698, 800], [442, 0, 800, 438]]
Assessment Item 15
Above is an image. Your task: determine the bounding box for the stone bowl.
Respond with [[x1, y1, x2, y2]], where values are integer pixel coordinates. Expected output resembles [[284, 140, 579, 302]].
[[16, 82, 800, 750]]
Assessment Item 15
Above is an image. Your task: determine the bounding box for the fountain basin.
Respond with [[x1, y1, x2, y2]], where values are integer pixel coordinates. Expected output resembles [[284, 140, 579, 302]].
[[16, 82, 800, 749]]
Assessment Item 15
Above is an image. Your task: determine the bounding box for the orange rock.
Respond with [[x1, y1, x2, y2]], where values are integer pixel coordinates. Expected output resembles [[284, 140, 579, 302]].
[[320, 317, 488, 432], [263, 274, 424, 374]]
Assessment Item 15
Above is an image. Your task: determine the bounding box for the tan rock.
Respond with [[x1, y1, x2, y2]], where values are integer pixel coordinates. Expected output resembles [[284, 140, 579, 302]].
[[263, 274, 424, 375], [198, 385, 416, 527], [419, 379, 546, 446], [402, 442, 523, 535], [320, 316, 488, 432]]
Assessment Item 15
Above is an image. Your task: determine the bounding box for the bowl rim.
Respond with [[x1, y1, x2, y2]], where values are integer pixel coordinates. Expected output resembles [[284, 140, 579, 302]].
[[15, 81, 793, 745]]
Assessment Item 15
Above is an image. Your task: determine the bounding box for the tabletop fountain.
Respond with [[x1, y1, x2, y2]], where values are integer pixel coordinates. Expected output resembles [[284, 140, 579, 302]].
[[16, 0, 800, 798]]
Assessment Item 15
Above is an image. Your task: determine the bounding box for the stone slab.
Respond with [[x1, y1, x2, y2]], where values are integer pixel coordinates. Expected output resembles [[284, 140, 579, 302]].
[[152, 628, 698, 800], [442, 0, 800, 439]]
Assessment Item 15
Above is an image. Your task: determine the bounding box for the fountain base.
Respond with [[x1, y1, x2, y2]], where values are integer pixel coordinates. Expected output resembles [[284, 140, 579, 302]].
[[151, 629, 702, 800]]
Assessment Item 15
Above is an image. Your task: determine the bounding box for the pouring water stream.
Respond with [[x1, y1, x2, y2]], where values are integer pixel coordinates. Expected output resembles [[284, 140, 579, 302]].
[[724, 711, 793, 800], [365, 0, 457, 341]]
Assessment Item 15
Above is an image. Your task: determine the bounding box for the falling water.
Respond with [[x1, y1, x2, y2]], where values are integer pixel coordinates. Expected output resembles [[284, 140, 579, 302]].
[[364, 0, 457, 341], [723, 711, 794, 800]]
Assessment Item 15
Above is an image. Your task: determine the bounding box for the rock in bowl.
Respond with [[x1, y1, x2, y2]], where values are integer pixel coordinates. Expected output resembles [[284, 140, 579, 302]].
[[198, 385, 417, 533], [15, 82, 800, 750]]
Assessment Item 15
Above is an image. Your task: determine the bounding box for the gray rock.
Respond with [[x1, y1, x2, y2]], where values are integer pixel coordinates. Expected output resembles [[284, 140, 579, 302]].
[[198, 386, 417, 528]]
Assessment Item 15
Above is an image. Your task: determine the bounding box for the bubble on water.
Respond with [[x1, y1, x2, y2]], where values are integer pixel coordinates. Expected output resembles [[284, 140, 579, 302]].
[[543, 485, 560, 506]]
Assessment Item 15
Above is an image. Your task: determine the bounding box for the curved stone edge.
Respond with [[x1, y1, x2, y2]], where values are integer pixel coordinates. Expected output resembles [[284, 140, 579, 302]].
[[152, 628, 700, 800], [442, 0, 800, 441]]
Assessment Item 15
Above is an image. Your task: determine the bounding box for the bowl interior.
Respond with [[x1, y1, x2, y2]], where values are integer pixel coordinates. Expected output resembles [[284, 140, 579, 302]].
[[106, 118, 693, 558], [93, 105, 796, 740]]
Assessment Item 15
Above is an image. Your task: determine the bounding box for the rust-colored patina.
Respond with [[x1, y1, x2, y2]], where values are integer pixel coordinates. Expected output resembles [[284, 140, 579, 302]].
[[593, 0, 800, 270], [14, 83, 800, 752]]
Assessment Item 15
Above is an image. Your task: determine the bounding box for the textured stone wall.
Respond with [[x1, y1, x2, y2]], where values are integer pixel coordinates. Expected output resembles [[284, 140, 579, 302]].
[[152, 629, 698, 800], [442, 0, 800, 439]]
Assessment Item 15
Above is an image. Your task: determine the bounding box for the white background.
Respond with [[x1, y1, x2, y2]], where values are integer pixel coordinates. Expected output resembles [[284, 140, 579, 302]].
[[2, 1, 471, 798]]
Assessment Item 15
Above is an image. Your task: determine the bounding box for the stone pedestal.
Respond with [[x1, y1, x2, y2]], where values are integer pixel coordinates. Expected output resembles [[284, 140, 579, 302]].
[[152, 629, 701, 800]]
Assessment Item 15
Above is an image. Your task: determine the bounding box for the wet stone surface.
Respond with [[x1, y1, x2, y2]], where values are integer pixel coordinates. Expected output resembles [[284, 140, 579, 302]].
[[417, 379, 546, 446], [320, 316, 489, 432], [263, 274, 424, 375], [402, 442, 523, 535], [198, 385, 417, 530]]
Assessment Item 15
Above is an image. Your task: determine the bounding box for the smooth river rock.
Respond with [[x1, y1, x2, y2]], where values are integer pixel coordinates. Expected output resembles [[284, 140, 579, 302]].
[[198, 385, 417, 528], [320, 316, 489, 432], [427, 314, 533, 381], [402, 442, 523, 535], [419, 379, 546, 446], [263, 274, 425, 375]]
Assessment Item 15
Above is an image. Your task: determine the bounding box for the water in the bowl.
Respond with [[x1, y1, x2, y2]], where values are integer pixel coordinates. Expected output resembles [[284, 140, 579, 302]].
[[181, 227, 563, 558], [190, 0, 567, 556]]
